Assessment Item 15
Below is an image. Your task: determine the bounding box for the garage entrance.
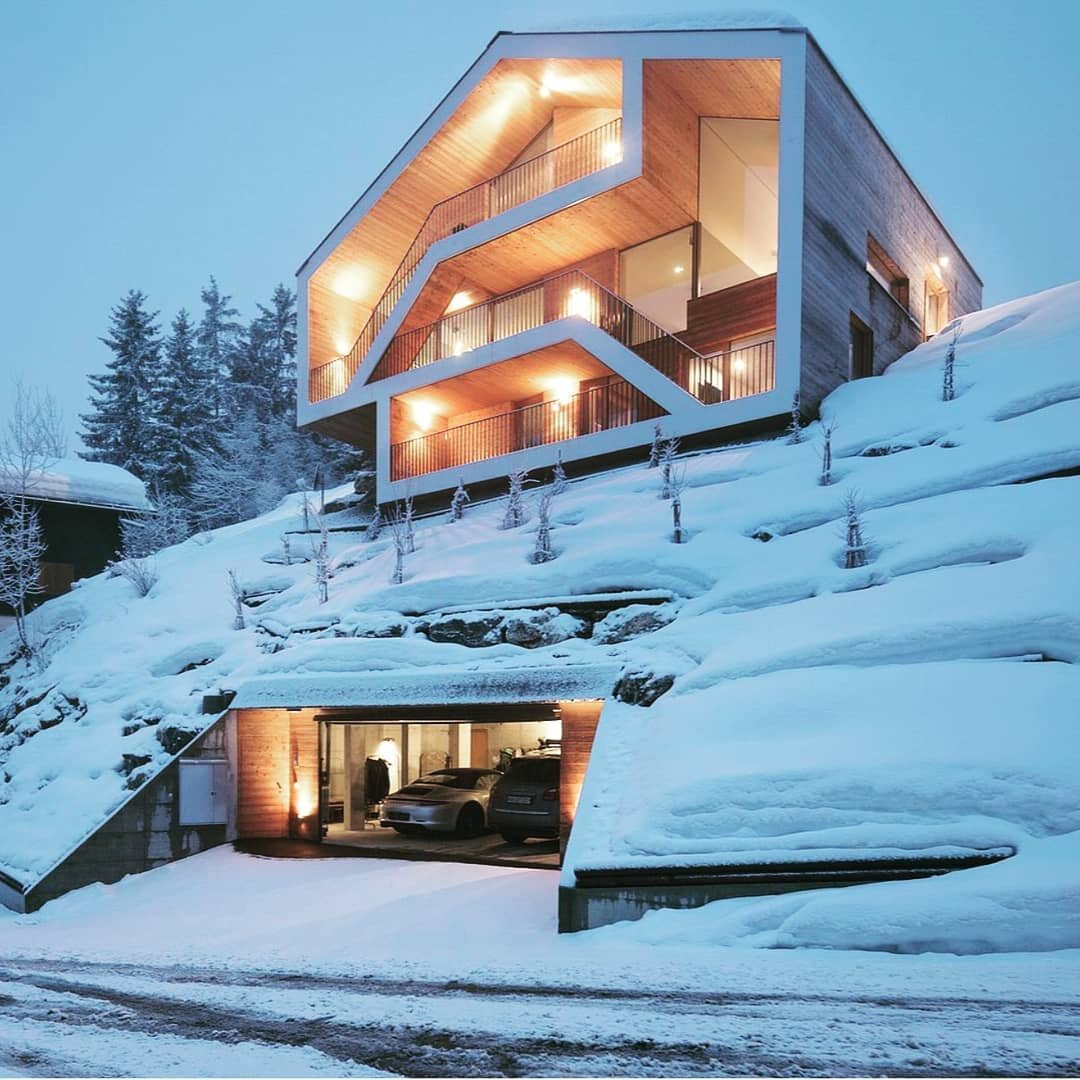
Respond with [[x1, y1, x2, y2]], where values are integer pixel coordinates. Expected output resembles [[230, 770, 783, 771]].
[[316, 704, 567, 869]]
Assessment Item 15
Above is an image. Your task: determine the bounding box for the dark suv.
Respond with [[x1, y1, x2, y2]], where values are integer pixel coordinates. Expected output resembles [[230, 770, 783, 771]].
[[487, 755, 560, 842]]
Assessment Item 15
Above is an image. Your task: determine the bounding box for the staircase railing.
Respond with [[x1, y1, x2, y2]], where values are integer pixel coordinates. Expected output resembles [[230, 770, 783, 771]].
[[372, 267, 776, 405], [390, 378, 663, 482], [309, 117, 623, 405]]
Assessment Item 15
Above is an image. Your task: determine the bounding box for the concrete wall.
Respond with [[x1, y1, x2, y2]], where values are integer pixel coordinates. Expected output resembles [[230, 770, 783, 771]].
[[25, 722, 228, 912]]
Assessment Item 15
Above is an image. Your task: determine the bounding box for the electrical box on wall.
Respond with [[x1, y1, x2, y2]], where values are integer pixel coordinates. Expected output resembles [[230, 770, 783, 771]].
[[178, 759, 228, 825]]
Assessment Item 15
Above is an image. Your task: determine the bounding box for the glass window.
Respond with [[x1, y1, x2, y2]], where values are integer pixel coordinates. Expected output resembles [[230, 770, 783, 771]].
[[698, 118, 779, 297], [618, 226, 694, 334]]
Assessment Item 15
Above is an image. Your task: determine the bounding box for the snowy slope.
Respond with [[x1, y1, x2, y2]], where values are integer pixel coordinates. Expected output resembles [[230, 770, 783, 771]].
[[2, 281, 1080, 952]]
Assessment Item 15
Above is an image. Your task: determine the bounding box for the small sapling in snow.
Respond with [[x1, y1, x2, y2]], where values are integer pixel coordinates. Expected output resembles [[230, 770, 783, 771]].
[[819, 421, 835, 486], [660, 437, 680, 499], [501, 468, 530, 529], [366, 503, 383, 542], [670, 466, 687, 543], [449, 479, 470, 522], [787, 392, 804, 444], [942, 323, 962, 402], [307, 499, 330, 603], [227, 569, 246, 629], [552, 452, 568, 494], [842, 490, 869, 569], [647, 423, 664, 468], [403, 493, 416, 553], [387, 504, 410, 584], [531, 489, 556, 564]]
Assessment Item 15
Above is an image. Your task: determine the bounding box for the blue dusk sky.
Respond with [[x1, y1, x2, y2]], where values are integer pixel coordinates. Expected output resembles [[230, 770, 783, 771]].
[[2, 0, 1078, 446]]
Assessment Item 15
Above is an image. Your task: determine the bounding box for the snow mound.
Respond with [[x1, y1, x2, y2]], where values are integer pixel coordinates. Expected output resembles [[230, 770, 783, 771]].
[[0, 457, 149, 510], [3, 280, 1080, 954]]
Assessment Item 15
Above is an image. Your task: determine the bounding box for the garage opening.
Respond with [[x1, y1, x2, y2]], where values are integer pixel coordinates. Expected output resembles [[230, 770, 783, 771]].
[[313, 703, 593, 869]]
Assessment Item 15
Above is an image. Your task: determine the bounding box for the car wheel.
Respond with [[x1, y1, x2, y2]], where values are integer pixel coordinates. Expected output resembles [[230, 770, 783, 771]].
[[456, 803, 485, 839], [500, 830, 529, 844]]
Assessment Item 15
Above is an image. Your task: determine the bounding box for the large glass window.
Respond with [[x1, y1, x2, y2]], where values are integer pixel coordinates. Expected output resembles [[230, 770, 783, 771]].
[[618, 226, 694, 334], [698, 118, 779, 297]]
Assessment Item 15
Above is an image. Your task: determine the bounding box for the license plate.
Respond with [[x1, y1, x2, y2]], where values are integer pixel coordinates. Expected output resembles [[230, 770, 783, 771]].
[[506, 795, 532, 805]]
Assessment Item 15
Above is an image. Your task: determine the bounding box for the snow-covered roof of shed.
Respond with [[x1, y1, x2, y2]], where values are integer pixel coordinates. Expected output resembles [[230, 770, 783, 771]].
[[231, 663, 621, 710], [507, 11, 804, 33], [0, 459, 150, 511]]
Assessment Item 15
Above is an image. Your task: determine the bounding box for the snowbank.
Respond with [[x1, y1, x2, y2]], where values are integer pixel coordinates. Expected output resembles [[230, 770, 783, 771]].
[[3, 280, 1080, 953]]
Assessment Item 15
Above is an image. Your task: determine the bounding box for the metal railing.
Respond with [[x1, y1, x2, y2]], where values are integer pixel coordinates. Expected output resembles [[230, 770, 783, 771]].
[[309, 117, 623, 404], [372, 267, 776, 405], [390, 379, 663, 482]]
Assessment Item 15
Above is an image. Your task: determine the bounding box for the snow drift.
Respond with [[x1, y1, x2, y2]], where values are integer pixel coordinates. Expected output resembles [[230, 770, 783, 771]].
[[3, 280, 1080, 954]]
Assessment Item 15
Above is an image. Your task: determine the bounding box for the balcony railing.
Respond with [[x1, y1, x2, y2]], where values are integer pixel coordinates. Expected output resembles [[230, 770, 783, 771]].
[[309, 117, 623, 405], [372, 267, 776, 405], [390, 379, 663, 482]]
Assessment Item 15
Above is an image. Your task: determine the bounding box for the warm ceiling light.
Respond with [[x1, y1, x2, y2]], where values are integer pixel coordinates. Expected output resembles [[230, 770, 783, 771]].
[[548, 377, 577, 405], [732, 358, 746, 374], [445, 291, 473, 314], [332, 267, 368, 301], [673, 264, 685, 275], [601, 140, 622, 164], [411, 401, 438, 431], [539, 81, 552, 99], [566, 287, 593, 320], [333, 336, 353, 356], [938, 255, 950, 268]]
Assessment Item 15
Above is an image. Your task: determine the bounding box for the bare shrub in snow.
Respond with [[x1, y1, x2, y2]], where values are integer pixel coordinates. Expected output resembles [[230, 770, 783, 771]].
[[449, 479, 470, 522], [647, 422, 663, 468], [307, 499, 330, 603], [659, 438, 680, 499], [0, 381, 66, 656], [501, 469, 530, 529], [670, 466, 687, 543], [387, 504, 410, 584], [403, 493, 416, 554], [552, 452, 567, 494], [943, 323, 962, 402], [819, 421, 835, 486], [121, 490, 190, 558], [843, 490, 869, 569], [787, 392, 804, 444], [531, 490, 556, 564], [227, 569, 246, 629], [280, 533, 292, 565], [117, 555, 158, 597], [366, 503, 383, 542]]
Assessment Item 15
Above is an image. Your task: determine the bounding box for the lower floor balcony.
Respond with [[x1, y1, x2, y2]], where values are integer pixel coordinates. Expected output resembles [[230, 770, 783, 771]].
[[390, 376, 664, 483]]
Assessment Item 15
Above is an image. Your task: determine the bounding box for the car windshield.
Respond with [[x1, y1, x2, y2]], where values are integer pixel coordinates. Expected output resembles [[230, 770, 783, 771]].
[[415, 772, 478, 789], [505, 758, 559, 783]]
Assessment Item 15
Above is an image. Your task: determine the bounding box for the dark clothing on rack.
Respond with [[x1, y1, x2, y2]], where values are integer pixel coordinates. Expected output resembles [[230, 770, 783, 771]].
[[365, 757, 391, 803]]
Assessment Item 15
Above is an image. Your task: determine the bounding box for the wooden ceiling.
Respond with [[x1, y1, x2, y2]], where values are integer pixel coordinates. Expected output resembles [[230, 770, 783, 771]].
[[393, 342, 612, 419], [308, 57, 622, 367]]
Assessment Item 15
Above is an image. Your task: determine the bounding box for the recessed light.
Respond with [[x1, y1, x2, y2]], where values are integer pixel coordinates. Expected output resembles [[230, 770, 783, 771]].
[[673, 265, 685, 275]]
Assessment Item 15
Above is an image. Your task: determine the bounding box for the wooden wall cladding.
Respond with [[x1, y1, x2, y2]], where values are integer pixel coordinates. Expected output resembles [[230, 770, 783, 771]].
[[684, 273, 777, 354], [799, 40, 981, 408], [235, 709, 289, 838], [559, 700, 604, 841]]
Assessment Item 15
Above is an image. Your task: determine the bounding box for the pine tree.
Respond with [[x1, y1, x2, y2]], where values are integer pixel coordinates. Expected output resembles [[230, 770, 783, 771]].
[[152, 309, 216, 497], [196, 277, 242, 422], [449, 479, 470, 522], [80, 290, 160, 475]]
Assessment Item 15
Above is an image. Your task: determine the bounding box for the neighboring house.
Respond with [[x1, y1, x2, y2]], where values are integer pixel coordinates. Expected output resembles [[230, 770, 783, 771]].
[[297, 21, 980, 505], [0, 459, 149, 628]]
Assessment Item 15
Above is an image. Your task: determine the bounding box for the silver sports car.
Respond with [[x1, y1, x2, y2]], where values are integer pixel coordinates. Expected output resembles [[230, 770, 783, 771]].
[[379, 768, 502, 837]]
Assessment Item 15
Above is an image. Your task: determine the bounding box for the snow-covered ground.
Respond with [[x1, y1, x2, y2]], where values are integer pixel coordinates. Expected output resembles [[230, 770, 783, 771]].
[[2, 281, 1080, 962], [0, 848, 1077, 1077]]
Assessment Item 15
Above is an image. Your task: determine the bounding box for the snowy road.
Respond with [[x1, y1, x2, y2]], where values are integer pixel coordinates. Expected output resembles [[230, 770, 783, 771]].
[[2, 955, 1079, 1077]]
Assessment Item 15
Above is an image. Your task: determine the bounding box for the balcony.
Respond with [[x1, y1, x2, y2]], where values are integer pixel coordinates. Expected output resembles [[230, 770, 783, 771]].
[[390, 378, 663, 482], [370, 267, 776, 405], [309, 117, 623, 405]]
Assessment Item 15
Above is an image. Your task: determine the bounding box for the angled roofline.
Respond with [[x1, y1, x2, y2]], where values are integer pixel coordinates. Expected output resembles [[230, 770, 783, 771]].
[[297, 23, 980, 287]]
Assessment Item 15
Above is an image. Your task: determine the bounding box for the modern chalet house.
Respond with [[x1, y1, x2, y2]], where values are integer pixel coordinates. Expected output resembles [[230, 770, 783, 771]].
[[297, 21, 980, 504]]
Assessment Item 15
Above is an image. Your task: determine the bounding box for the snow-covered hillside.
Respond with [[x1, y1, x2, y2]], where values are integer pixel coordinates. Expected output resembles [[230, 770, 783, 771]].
[[3, 281, 1080, 953]]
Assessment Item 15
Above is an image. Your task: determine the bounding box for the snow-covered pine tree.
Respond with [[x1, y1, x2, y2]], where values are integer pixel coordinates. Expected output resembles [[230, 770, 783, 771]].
[[152, 309, 215, 498], [226, 569, 246, 629], [843, 490, 868, 569], [819, 420, 835, 486], [647, 423, 663, 468], [552, 451, 567, 494], [196, 277, 243, 423], [942, 324, 962, 402], [367, 503, 384, 541], [449, 479, 470, 522], [80, 290, 160, 476], [660, 437, 680, 499], [787, 392, 804, 445], [501, 468, 530, 529], [531, 490, 556, 563]]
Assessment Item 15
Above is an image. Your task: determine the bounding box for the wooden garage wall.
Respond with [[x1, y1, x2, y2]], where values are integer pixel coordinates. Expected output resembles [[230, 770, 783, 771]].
[[799, 39, 982, 409], [234, 708, 289, 838], [559, 700, 604, 841]]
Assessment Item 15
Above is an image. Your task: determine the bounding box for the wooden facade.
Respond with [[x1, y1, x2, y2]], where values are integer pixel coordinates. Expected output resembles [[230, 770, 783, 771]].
[[798, 38, 982, 407]]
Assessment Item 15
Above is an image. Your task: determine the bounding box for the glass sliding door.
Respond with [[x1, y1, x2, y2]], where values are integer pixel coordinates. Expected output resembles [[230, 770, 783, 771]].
[[618, 226, 694, 334]]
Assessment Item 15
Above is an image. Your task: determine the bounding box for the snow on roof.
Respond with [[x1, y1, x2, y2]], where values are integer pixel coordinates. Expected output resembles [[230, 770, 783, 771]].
[[232, 663, 620, 710], [0, 458, 149, 511], [509, 11, 803, 34], [3, 280, 1080, 952]]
